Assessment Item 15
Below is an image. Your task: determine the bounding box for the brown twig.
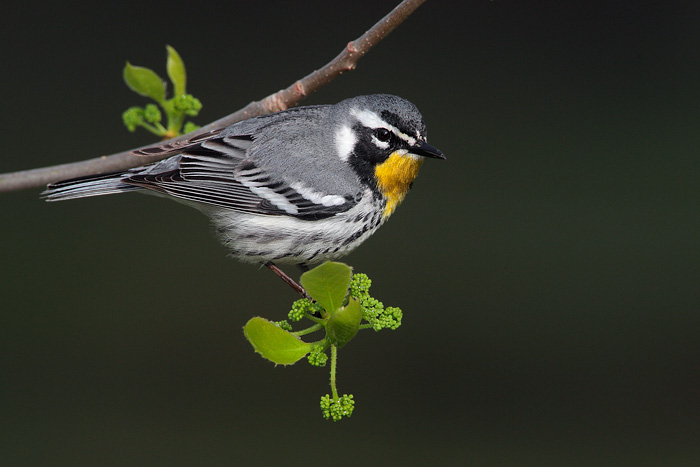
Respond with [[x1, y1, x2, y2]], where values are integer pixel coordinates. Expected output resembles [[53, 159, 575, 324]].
[[0, 0, 428, 193], [265, 262, 311, 299]]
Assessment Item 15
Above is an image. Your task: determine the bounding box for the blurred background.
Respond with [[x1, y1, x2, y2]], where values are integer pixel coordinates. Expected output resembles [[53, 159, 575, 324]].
[[2, 0, 699, 464]]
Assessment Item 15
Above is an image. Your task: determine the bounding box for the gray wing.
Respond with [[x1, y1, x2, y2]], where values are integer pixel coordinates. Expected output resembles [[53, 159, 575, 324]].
[[224, 106, 363, 198], [125, 125, 358, 220]]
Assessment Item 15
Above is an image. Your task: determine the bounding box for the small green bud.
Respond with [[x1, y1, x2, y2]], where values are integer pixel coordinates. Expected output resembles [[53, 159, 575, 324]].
[[374, 306, 402, 331], [173, 94, 202, 116], [275, 320, 293, 331], [289, 298, 313, 322], [349, 273, 372, 299], [143, 103, 162, 124], [122, 107, 144, 132], [320, 394, 355, 421], [320, 395, 331, 415], [183, 122, 200, 134], [307, 347, 328, 367], [360, 296, 383, 324]]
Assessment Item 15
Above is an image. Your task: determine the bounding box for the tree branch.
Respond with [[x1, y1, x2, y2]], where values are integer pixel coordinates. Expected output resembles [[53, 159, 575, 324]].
[[0, 0, 428, 193]]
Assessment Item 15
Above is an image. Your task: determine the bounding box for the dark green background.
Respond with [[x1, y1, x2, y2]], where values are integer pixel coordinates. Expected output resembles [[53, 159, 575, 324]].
[[3, 1, 699, 464]]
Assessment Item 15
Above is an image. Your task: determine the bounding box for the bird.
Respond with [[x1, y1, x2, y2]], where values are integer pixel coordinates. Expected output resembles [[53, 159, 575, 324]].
[[42, 94, 445, 293]]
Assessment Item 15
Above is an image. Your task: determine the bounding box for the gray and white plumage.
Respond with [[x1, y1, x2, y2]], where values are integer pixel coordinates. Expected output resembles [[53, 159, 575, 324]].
[[43, 94, 445, 266]]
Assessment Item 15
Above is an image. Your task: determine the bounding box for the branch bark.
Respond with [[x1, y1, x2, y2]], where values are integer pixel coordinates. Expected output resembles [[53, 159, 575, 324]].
[[0, 0, 428, 193]]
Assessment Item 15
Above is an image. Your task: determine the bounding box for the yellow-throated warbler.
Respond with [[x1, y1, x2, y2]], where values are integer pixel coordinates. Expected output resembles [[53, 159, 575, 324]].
[[43, 94, 445, 285]]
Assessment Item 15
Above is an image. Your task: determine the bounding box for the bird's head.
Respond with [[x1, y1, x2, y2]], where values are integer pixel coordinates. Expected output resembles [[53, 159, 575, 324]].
[[335, 94, 445, 217]]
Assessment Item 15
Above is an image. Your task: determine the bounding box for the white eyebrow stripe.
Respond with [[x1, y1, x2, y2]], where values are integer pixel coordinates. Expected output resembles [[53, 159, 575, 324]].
[[396, 131, 417, 146], [350, 108, 386, 129], [349, 108, 417, 146]]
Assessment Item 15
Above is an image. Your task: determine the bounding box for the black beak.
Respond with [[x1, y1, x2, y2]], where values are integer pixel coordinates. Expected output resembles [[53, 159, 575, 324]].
[[411, 140, 446, 160]]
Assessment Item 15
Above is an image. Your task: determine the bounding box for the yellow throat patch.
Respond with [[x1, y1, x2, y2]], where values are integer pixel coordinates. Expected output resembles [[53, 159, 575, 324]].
[[374, 151, 424, 218]]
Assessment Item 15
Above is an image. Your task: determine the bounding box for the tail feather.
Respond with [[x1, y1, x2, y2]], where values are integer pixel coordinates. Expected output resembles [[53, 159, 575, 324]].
[[41, 171, 141, 201]]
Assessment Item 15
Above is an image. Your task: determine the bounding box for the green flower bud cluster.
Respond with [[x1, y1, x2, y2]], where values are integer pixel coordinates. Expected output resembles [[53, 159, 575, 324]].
[[274, 320, 293, 331], [349, 273, 403, 331], [307, 347, 328, 367], [172, 94, 202, 116], [320, 394, 355, 421], [122, 105, 162, 133], [289, 298, 311, 321], [288, 298, 323, 322]]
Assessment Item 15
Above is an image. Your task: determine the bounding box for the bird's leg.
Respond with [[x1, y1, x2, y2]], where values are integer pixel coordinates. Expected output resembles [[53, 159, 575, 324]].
[[264, 261, 310, 299]]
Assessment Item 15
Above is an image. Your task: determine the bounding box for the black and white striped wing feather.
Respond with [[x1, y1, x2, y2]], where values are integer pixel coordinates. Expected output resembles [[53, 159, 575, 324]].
[[125, 134, 357, 220]]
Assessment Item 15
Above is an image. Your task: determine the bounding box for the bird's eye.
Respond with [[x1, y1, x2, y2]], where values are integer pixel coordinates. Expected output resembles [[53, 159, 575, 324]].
[[374, 128, 392, 142]]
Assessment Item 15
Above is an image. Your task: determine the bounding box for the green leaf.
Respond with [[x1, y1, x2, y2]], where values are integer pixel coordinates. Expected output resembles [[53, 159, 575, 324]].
[[166, 45, 186, 97], [326, 298, 362, 348], [244, 317, 312, 365], [300, 262, 352, 313], [123, 62, 166, 104]]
